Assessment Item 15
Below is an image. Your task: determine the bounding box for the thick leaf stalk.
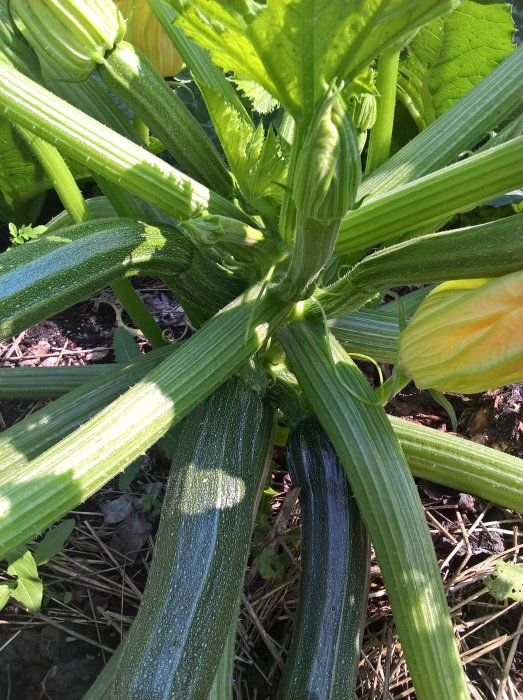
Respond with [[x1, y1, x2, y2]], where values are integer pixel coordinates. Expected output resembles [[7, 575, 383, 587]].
[[313, 214, 523, 317], [361, 46, 523, 195], [0, 61, 246, 223], [336, 136, 523, 256], [392, 417, 523, 513], [279, 320, 469, 700], [0, 286, 291, 557]]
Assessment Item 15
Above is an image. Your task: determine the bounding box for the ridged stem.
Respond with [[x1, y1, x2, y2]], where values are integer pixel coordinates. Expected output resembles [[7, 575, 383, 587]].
[[0, 348, 175, 474], [0, 61, 247, 223], [110, 279, 168, 348], [0, 365, 114, 399], [16, 126, 90, 223], [365, 47, 400, 174], [0, 287, 292, 556], [392, 417, 523, 513], [359, 45, 523, 196], [335, 136, 523, 256], [17, 125, 167, 348], [279, 320, 469, 699], [315, 214, 523, 317]]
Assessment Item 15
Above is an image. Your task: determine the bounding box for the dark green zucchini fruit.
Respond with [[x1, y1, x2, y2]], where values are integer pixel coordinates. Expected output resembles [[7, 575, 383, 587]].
[[111, 376, 275, 699], [278, 417, 370, 699]]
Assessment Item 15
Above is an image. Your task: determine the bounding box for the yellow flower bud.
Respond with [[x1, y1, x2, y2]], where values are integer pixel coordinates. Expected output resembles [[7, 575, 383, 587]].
[[11, 0, 125, 81], [398, 270, 523, 393], [116, 0, 183, 77]]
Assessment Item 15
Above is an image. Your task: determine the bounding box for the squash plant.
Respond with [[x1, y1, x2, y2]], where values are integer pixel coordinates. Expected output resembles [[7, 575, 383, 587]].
[[0, 0, 522, 697]]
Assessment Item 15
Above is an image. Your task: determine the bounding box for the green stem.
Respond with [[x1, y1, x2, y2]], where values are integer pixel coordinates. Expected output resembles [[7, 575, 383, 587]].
[[147, 0, 250, 121], [360, 45, 523, 196], [0, 348, 175, 473], [0, 365, 114, 399], [110, 279, 168, 348], [17, 125, 167, 348], [316, 213, 523, 317], [274, 216, 339, 301], [279, 320, 469, 699], [0, 286, 292, 557], [328, 287, 431, 364], [0, 61, 248, 223], [16, 127, 90, 223], [392, 416, 523, 513], [335, 136, 523, 256], [133, 113, 149, 147], [365, 47, 400, 174], [279, 123, 306, 246]]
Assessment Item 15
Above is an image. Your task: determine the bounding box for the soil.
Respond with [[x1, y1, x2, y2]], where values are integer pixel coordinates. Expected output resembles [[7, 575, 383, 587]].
[[1, 282, 522, 700]]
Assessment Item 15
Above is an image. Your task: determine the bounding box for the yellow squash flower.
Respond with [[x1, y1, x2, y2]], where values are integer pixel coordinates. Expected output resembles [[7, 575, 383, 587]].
[[398, 270, 523, 393], [116, 0, 183, 77]]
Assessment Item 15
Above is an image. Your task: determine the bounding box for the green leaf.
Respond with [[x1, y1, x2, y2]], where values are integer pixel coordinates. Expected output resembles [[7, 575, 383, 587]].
[[34, 519, 75, 566], [6, 547, 43, 613], [398, 1, 515, 127], [118, 457, 144, 491], [113, 326, 141, 363], [485, 561, 523, 602], [258, 547, 291, 581], [0, 582, 15, 610], [8, 223, 48, 246], [170, 0, 462, 118]]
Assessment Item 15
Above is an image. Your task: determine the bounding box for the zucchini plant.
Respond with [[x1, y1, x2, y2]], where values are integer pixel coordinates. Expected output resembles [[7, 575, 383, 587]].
[[0, 0, 522, 697]]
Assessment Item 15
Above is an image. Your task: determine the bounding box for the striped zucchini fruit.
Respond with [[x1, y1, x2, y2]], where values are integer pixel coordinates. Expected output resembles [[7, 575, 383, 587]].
[[111, 376, 275, 699], [278, 417, 369, 699]]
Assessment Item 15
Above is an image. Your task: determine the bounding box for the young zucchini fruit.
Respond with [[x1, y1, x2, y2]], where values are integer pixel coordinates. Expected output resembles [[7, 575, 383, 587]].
[[278, 417, 369, 699], [111, 376, 275, 699]]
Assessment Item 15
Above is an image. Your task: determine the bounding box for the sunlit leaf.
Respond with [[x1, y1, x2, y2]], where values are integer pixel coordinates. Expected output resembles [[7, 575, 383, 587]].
[[170, 0, 462, 117], [398, 1, 515, 127], [485, 561, 523, 602], [6, 548, 43, 613]]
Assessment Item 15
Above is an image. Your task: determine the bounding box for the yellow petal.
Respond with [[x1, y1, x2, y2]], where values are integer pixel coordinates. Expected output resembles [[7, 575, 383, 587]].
[[398, 270, 523, 393], [116, 0, 183, 77]]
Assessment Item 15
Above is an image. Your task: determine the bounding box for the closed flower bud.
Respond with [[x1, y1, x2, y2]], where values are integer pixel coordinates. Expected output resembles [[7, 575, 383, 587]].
[[349, 93, 378, 132], [292, 94, 361, 224], [398, 271, 523, 393], [115, 0, 183, 77], [11, 0, 125, 80]]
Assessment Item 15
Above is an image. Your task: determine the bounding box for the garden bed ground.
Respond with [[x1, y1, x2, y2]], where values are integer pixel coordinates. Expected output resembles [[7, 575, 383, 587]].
[[0, 280, 522, 700]]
